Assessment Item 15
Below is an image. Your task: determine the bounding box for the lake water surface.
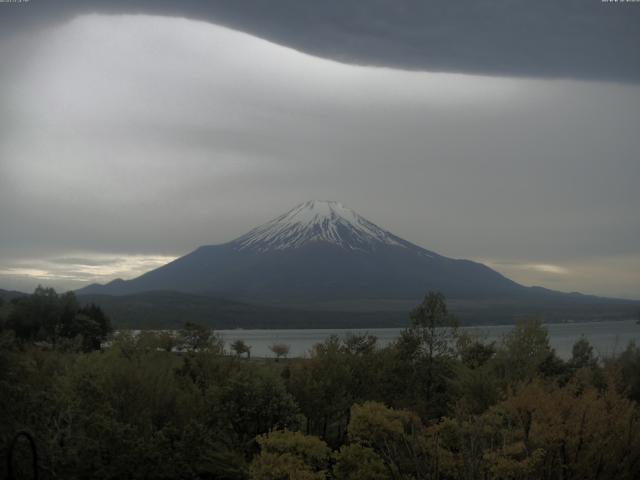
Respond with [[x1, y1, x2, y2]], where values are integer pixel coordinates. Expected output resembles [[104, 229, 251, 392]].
[[218, 319, 640, 359]]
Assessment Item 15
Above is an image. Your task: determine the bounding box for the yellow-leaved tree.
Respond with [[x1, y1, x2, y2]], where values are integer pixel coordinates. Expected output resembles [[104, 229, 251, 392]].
[[249, 429, 330, 480]]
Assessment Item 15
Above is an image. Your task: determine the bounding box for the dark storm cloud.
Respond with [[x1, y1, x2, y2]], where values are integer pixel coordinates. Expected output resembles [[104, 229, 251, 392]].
[[1, 0, 639, 83]]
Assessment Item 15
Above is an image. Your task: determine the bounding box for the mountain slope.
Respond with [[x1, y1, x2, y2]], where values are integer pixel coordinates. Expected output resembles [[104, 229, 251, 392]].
[[76, 200, 640, 326], [78, 200, 523, 302], [76, 290, 408, 329], [75, 289, 638, 329]]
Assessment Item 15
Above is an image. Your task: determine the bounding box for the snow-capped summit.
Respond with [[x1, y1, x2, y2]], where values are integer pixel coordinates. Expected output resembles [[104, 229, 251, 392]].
[[232, 200, 408, 252]]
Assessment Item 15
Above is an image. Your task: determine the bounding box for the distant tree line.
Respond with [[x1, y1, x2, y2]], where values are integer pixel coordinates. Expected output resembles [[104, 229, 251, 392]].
[[1, 290, 639, 479], [2, 286, 111, 351]]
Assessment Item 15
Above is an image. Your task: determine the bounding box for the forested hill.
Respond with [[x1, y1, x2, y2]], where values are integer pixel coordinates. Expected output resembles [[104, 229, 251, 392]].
[[2, 286, 637, 330], [76, 291, 407, 329], [77, 289, 638, 329], [0, 288, 27, 302]]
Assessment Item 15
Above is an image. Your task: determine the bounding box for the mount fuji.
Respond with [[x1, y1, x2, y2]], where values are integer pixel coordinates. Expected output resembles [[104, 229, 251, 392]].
[[78, 200, 522, 300], [77, 201, 637, 325]]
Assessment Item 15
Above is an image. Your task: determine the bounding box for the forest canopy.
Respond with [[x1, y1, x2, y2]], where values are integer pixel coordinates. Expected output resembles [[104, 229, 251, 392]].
[[1, 290, 639, 479]]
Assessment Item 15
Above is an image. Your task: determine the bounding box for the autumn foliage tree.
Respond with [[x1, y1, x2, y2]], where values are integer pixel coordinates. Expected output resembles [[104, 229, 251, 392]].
[[249, 430, 330, 480], [269, 343, 290, 361]]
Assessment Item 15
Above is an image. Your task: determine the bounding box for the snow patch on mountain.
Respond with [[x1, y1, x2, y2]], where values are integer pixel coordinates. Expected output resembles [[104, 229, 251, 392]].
[[233, 200, 411, 252]]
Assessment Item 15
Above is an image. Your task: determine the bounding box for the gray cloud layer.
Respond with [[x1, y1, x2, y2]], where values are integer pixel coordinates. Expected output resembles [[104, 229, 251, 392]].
[[1, 0, 639, 83], [0, 14, 639, 298]]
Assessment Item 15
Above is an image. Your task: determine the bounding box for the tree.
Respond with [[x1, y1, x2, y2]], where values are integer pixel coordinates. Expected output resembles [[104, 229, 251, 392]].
[[457, 331, 496, 369], [5, 287, 111, 350], [207, 365, 300, 448], [333, 444, 387, 480], [487, 377, 640, 479], [571, 336, 597, 369], [494, 318, 552, 384], [287, 335, 358, 440], [156, 331, 178, 352], [341, 333, 377, 356], [231, 339, 252, 359], [408, 292, 459, 360], [7, 286, 61, 342], [269, 343, 290, 362], [607, 340, 640, 402], [347, 402, 431, 478], [454, 362, 501, 415], [249, 430, 330, 480], [134, 331, 163, 352], [178, 321, 224, 353], [61, 302, 112, 351], [397, 292, 459, 417]]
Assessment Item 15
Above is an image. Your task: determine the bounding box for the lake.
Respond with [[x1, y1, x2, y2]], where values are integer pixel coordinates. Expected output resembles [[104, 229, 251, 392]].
[[218, 319, 640, 359]]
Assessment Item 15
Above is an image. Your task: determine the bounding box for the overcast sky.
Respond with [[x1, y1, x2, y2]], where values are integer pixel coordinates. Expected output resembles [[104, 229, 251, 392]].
[[0, 5, 639, 298]]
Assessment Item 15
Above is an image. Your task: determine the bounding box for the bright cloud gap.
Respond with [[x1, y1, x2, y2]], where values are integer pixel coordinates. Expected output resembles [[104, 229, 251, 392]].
[[0, 254, 177, 285]]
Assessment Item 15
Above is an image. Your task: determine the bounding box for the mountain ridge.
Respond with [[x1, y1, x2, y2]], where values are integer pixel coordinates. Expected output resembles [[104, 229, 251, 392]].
[[76, 201, 639, 325], [79, 200, 521, 299]]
